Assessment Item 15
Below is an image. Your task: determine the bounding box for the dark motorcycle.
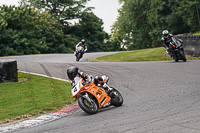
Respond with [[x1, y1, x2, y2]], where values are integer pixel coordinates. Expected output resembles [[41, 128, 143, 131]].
[[76, 46, 84, 61], [168, 37, 187, 62]]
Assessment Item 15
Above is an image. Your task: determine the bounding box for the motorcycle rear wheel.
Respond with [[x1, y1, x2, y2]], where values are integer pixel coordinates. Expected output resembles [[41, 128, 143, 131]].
[[78, 95, 98, 114], [110, 88, 123, 107]]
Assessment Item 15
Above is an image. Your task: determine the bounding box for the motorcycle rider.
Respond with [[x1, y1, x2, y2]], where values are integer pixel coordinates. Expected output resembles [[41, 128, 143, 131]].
[[75, 39, 87, 56], [161, 30, 183, 57], [67, 66, 106, 89]]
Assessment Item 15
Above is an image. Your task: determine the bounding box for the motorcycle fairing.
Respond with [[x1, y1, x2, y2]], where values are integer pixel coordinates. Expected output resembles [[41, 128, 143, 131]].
[[84, 85, 111, 108]]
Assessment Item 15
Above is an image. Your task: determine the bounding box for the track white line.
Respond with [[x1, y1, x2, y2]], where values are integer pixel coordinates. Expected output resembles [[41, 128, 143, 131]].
[[19, 71, 70, 82]]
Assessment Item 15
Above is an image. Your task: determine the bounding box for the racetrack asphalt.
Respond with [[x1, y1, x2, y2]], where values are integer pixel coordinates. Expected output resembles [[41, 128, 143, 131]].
[[1, 52, 200, 133]]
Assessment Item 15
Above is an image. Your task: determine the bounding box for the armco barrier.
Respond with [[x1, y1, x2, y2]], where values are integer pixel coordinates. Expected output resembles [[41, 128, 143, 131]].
[[176, 35, 200, 57]]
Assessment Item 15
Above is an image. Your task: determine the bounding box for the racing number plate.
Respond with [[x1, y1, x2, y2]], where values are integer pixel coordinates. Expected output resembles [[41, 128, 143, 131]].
[[71, 80, 81, 97]]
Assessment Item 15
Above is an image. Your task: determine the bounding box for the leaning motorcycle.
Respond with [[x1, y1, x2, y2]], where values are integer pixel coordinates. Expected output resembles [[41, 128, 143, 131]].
[[168, 37, 187, 62], [71, 75, 123, 114], [76, 46, 84, 61]]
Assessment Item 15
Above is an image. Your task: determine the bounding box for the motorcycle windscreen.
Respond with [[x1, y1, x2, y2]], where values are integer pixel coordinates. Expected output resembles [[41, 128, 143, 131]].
[[77, 46, 84, 51]]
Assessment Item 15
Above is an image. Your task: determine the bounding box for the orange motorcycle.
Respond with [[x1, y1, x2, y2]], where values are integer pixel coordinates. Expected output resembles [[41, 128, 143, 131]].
[[71, 75, 123, 114]]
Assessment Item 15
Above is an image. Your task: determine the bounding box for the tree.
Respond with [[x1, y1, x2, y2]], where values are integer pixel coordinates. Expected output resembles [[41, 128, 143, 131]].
[[20, 0, 113, 52], [113, 0, 200, 50], [148, 0, 188, 47], [177, 0, 200, 32], [0, 5, 72, 56], [22, 0, 92, 28], [109, 20, 124, 51], [70, 12, 108, 52], [111, 0, 152, 50], [148, 0, 200, 47]]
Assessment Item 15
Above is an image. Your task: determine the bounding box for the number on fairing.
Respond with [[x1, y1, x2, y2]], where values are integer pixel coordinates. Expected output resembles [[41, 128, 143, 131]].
[[72, 85, 80, 96], [71, 79, 81, 96], [73, 87, 77, 93]]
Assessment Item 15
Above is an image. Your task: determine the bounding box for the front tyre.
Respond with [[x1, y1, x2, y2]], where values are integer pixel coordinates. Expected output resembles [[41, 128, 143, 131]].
[[172, 52, 179, 62], [78, 95, 98, 114], [110, 88, 123, 107], [76, 53, 81, 61], [179, 50, 187, 62]]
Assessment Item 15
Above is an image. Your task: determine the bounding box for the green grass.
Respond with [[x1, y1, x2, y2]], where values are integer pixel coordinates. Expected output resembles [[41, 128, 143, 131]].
[[0, 72, 74, 124], [89, 47, 200, 62]]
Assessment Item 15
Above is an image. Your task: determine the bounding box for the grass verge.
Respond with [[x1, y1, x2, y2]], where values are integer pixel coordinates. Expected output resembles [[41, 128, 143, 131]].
[[0, 72, 74, 124], [89, 47, 200, 62]]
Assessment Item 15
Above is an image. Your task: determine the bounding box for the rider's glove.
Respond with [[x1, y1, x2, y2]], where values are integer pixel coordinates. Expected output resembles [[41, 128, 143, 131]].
[[85, 75, 92, 83], [82, 81, 86, 85]]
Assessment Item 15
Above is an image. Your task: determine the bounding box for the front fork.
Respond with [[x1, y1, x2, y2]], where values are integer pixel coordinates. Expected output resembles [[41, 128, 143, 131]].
[[102, 83, 118, 98], [102, 83, 113, 92], [82, 93, 92, 103]]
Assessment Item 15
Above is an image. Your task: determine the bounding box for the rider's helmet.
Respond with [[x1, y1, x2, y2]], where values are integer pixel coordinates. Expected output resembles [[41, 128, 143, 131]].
[[162, 30, 169, 39], [67, 66, 79, 80], [81, 39, 85, 44]]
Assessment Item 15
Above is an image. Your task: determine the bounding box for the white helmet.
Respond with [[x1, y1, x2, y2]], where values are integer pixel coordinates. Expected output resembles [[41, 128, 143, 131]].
[[162, 30, 169, 38], [81, 39, 85, 43]]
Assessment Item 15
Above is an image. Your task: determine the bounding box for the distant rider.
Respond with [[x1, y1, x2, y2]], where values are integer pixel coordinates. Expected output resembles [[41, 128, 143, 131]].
[[161, 30, 183, 56], [67, 66, 106, 89], [75, 39, 87, 56]]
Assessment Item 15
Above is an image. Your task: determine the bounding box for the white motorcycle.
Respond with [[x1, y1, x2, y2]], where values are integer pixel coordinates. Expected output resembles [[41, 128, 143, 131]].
[[75, 46, 84, 61]]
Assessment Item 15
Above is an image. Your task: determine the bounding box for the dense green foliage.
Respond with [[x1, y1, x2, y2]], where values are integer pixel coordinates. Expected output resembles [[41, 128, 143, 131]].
[[0, 0, 108, 56], [68, 12, 109, 52], [21, 0, 92, 26], [112, 0, 200, 50], [0, 5, 70, 56], [21, 0, 109, 53], [1, 0, 200, 56]]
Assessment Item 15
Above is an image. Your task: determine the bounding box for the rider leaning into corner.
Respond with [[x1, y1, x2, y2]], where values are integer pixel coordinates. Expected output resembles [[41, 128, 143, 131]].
[[161, 30, 183, 57], [67, 66, 108, 91], [75, 39, 87, 56]]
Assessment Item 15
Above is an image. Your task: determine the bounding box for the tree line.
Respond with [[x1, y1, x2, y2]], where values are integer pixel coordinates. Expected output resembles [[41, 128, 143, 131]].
[[0, 0, 118, 56], [0, 0, 200, 56], [111, 0, 200, 50]]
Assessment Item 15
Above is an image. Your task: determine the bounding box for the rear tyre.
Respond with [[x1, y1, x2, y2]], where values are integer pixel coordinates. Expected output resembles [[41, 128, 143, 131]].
[[78, 95, 98, 114], [110, 88, 123, 107]]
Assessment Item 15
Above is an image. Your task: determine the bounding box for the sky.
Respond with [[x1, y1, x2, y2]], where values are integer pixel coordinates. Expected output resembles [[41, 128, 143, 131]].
[[0, 0, 122, 33]]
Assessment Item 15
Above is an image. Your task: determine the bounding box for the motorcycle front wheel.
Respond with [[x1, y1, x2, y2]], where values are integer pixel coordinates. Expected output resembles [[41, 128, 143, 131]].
[[179, 50, 187, 62], [76, 53, 81, 61], [78, 95, 98, 114], [110, 88, 123, 107], [173, 52, 179, 62]]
